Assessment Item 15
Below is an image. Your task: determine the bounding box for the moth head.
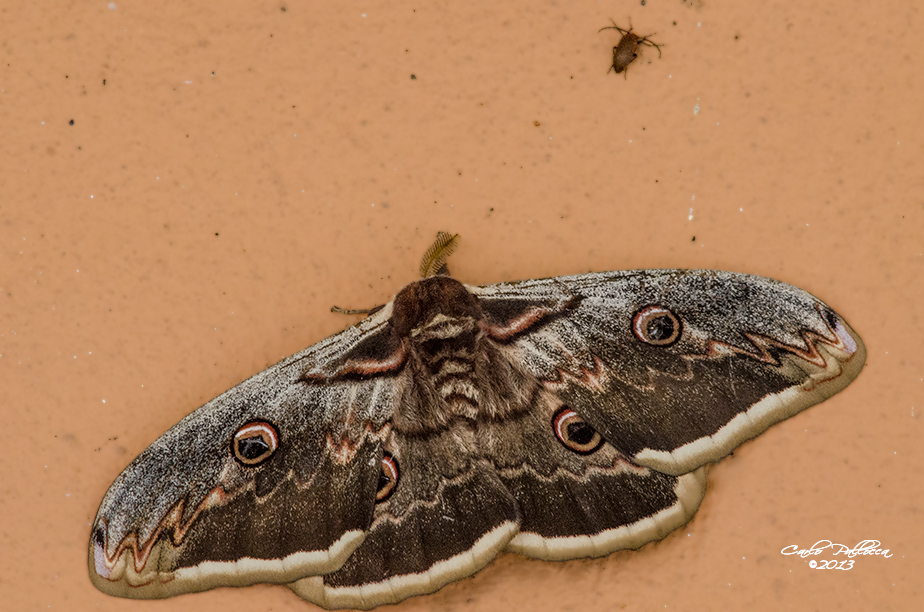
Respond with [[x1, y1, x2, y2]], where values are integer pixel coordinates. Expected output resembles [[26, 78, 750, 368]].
[[232, 422, 279, 465], [392, 276, 482, 338]]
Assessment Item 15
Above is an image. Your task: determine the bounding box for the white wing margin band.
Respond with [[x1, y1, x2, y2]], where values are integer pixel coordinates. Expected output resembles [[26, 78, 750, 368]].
[[506, 468, 706, 561], [89, 529, 365, 599], [289, 521, 519, 610], [635, 335, 866, 475]]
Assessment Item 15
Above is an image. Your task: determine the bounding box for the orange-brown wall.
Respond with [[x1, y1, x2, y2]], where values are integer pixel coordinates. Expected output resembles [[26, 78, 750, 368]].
[[2, 1, 920, 610]]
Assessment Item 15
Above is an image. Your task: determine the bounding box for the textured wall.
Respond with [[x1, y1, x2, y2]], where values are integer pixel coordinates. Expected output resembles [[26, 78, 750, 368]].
[[1, 1, 919, 610]]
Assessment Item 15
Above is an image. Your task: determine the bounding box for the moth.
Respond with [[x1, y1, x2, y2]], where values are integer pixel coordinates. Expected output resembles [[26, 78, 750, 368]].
[[89, 233, 865, 609], [599, 19, 663, 77]]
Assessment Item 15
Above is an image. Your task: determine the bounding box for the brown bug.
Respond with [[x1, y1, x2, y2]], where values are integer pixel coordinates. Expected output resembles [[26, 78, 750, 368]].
[[599, 19, 662, 78]]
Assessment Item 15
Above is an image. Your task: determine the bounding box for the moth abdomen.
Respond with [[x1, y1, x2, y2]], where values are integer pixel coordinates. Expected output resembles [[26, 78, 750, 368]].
[[433, 357, 475, 378]]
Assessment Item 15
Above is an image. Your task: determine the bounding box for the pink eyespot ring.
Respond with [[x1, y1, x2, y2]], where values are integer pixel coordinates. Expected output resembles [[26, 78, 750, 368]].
[[232, 422, 279, 466], [632, 305, 682, 346], [552, 407, 604, 454]]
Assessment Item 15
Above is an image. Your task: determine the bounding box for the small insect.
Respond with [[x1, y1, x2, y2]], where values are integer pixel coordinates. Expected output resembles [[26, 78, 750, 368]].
[[599, 19, 662, 77]]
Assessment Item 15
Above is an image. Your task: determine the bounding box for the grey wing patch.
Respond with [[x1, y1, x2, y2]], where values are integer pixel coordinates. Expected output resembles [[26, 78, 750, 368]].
[[479, 388, 705, 560], [289, 425, 520, 610], [490, 270, 866, 475], [89, 307, 403, 599]]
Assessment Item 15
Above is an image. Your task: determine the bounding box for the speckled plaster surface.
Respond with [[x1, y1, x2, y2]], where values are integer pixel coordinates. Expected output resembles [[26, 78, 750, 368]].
[[1, 1, 920, 610]]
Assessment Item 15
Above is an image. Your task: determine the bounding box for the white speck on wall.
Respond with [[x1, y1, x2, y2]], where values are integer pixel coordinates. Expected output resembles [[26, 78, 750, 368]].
[[688, 208, 694, 221], [108, 2, 117, 9]]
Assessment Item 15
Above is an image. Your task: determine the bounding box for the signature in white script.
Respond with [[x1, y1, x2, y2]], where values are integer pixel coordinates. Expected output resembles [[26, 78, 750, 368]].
[[781, 540, 892, 559]]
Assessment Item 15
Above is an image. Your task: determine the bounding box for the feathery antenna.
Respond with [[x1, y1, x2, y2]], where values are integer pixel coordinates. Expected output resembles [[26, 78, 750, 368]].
[[418, 232, 459, 278]]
